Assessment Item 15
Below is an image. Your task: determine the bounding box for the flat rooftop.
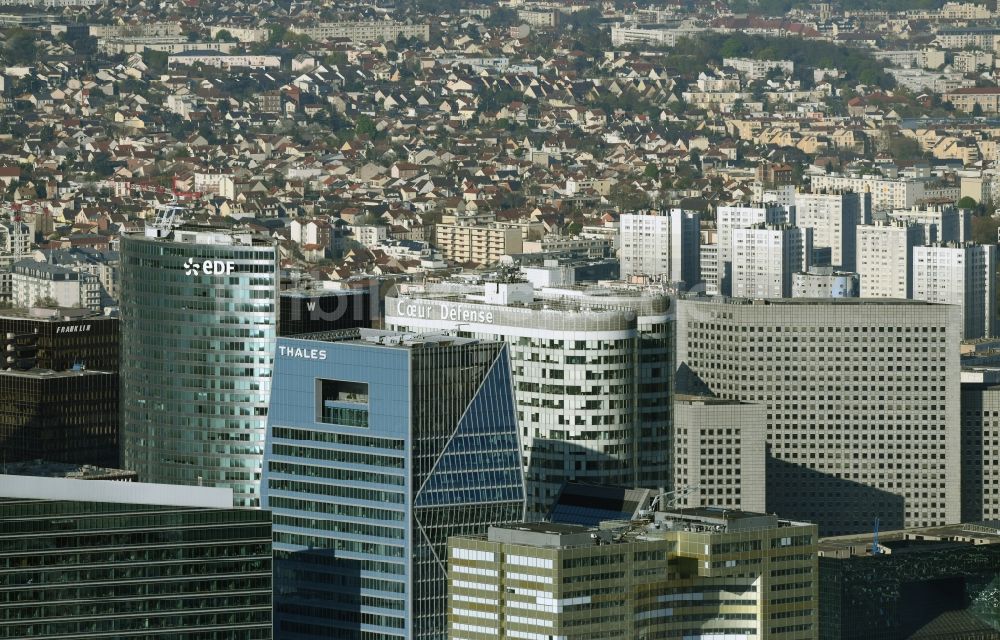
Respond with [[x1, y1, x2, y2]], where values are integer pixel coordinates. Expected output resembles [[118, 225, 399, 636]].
[[281, 328, 491, 349], [819, 521, 1000, 557], [0, 474, 233, 508], [2, 460, 136, 481], [0, 368, 114, 379], [679, 294, 936, 306], [0, 307, 108, 321]]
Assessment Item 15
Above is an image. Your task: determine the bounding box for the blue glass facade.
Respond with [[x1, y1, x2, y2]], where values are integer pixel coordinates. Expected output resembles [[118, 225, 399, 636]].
[[263, 330, 525, 640]]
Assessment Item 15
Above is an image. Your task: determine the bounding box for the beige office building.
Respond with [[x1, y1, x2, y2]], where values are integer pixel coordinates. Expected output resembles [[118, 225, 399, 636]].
[[448, 509, 818, 640], [676, 296, 961, 535]]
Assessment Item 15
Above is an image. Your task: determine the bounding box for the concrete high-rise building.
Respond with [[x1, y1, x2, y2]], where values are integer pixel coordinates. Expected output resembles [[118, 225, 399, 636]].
[[676, 296, 961, 535], [856, 221, 923, 298], [912, 243, 997, 340], [0, 476, 272, 639], [263, 329, 525, 640], [700, 243, 718, 295], [716, 203, 790, 295], [809, 174, 925, 212], [619, 209, 700, 289], [792, 266, 859, 298], [672, 394, 766, 512], [892, 204, 970, 245], [731, 223, 812, 299], [448, 508, 818, 640], [385, 277, 672, 518], [119, 224, 278, 508], [794, 190, 870, 270]]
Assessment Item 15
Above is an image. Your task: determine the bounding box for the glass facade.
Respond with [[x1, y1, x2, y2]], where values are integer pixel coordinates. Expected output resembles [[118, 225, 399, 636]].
[[0, 498, 272, 639], [0, 370, 119, 467], [119, 229, 278, 508], [386, 286, 673, 518], [263, 330, 525, 640]]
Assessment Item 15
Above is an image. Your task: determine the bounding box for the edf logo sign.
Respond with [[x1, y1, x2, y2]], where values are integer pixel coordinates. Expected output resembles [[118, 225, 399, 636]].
[[183, 258, 237, 276]]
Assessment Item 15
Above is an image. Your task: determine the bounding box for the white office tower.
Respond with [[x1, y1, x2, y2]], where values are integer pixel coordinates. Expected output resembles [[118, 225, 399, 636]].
[[619, 209, 701, 290], [792, 266, 859, 298], [794, 190, 870, 271], [716, 203, 790, 295], [386, 274, 672, 518], [892, 204, 970, 245], [700, 243, 718, 295], [912, 243, 997, 340], [676, 296, 961, 535], [731, 224, 812, 299], [856, 220, 923, 298]]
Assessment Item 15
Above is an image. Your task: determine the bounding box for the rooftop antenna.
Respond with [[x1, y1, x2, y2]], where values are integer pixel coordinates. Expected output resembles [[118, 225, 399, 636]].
[[872, 517, 882, 556]]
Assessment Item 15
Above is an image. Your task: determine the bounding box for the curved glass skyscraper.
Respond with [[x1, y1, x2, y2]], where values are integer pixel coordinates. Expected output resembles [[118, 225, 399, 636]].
[[120, 225, 278, 507]]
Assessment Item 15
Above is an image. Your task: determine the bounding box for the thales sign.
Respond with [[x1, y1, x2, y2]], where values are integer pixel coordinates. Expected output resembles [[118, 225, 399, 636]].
[[393, 300, 494, 324], [278, 345, 327, 360]]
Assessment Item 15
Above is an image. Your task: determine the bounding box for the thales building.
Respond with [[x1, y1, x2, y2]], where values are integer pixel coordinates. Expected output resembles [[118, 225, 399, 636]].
[[263, 329, 525, 640], [119, 221, 278, 508], [385, 272, 672, 517]]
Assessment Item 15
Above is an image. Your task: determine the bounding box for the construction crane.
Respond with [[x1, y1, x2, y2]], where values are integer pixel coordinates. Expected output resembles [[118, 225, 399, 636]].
[[642, 486, 700, 516]]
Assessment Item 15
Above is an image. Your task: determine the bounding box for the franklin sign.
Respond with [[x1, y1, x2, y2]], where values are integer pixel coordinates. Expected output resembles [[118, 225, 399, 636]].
[[394, 301, 494, 324]]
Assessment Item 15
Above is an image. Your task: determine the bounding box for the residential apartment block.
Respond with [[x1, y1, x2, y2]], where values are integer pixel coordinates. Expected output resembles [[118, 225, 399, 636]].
[[912, 243, 997, 340], [856, 221, 923, 298], [619, 209, 700, 289], [731, 223, 812, 299], [435, 221, 522, 266], [289, 21, 430, 42], [794, 190, 869, 271]]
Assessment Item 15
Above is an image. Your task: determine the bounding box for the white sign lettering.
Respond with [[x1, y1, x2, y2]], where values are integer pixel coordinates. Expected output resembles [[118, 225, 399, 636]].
[[56, 324, 92, 334], [393, 300, 494, 324], [279, 345, 327, 360]]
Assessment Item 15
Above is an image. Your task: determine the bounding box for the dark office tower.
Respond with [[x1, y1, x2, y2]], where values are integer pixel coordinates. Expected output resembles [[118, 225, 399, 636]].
[[0, 307, 120, 467], [119, 225, 278, 508], [278, 288, 374, 336], [263, 329, 525, 640], [0, 307, 118, 371], [0, 476, 272, 639], [0, 367, 118, 467]]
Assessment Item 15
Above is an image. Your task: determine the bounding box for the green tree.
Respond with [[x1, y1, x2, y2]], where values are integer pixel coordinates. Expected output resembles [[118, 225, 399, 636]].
[[354, 115, 376, 137], [214, 29, 234, 42], [972, 102, 985, 117], [5, 30, 37, 65], [609, 182, 651, 212], [958, 196, 978, 210], [643, 163, 660, 180], [143, 49, 169, 74]]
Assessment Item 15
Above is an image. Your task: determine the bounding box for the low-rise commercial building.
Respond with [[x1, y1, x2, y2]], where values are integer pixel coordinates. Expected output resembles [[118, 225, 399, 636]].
[[448, 507, 818, 640], [0, 476, 272, 639]]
